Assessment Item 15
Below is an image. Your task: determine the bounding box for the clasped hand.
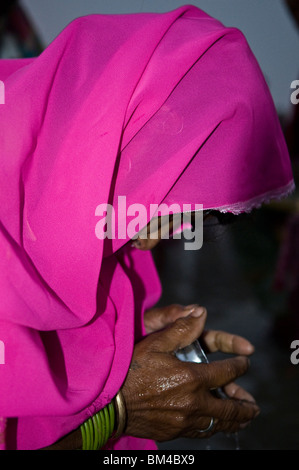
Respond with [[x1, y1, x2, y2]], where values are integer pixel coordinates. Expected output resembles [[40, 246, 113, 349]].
[[121, 304, 260, 441]]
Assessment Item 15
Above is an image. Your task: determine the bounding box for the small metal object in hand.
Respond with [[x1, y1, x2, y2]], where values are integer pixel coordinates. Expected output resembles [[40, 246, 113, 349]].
[[175, 339, 227, 433]]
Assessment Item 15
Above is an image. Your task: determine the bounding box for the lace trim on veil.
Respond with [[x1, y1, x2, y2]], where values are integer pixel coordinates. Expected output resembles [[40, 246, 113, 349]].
[[213, 180, 296, 215]]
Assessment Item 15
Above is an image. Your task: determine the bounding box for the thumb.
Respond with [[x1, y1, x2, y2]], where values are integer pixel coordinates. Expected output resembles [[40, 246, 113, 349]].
[[151, 307, 207, 354]]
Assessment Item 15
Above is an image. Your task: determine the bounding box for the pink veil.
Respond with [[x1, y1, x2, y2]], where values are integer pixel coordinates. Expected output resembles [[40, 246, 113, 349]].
[[0, 5, 294, 449]]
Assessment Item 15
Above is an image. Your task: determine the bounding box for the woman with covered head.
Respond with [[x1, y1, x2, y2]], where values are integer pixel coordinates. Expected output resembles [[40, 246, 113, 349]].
[[0, 5, 294, 450]]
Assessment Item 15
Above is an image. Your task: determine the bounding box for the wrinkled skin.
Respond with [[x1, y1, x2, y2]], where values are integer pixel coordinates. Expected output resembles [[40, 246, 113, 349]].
[[44, 305, 259, 449], [122, 304, 259, 441]]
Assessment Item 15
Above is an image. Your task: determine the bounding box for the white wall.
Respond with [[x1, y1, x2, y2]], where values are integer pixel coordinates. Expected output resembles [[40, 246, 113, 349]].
[[21, 0, 299, 116]]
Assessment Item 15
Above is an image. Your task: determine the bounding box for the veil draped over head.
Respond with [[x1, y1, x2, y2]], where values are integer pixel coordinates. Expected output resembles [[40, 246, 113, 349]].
[[0, 5, 294, 449]]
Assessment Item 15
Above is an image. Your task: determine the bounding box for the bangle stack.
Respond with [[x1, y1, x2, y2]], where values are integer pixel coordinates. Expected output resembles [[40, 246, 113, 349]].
[[80, 389, 127, 450]]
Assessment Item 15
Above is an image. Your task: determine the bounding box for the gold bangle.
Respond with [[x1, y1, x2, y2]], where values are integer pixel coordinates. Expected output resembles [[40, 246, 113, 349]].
[[113, 389, 127, 440]]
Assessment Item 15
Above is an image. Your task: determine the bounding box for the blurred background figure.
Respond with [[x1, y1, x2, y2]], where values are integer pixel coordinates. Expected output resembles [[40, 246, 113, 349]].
[[0, 0, 43, 58], [270, 0, 299, 347], [284, 0, 299, 174], [284, 0, 299, 178]]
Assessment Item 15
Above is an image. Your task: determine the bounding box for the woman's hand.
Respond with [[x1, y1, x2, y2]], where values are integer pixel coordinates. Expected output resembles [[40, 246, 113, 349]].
[[44, 305, 259, 448], [121, 307, 260, 441], [144, 304, 256, 404]]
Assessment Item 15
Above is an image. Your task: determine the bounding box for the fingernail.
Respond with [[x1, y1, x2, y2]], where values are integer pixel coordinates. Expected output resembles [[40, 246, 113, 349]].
[[184, 304, 197, 313], [190, 306, 206, 317], [245, 343, 255, 354]]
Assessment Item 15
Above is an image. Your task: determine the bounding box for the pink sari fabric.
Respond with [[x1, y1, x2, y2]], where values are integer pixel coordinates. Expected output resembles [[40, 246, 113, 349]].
[[0, 418, 6, 450], [0, 5, 294, 449]]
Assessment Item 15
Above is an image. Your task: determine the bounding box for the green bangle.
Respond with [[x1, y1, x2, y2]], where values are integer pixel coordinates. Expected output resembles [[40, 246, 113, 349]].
[[103, 405, 109, 445], [88, 417, 94, 449], [92, 414, 99, 450], [108, 402, 115, 436], [80, 401, 116, 450], [98, 408, 105, 449], [81, 419, 87, 450], [83, 420, 91, 450]]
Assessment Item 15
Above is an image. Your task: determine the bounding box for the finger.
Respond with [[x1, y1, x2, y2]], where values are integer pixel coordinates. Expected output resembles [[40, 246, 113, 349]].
[[224, 382, 256, 404], [199, 416, 251, 436], [206, 394, 260, 424], [143, 306, 180, 333], [144, 304, 201, 333], [187, 399, 258, 439], [151, 309, 207, 353], [186, 417, 241, 439], [201, 330, 255, 355], [190, 356, 249, 389]]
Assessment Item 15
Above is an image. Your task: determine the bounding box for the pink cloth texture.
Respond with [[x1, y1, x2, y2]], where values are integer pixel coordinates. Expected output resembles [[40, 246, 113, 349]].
[[0, 4, 294, 449], [0, 418, 6, 451]]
